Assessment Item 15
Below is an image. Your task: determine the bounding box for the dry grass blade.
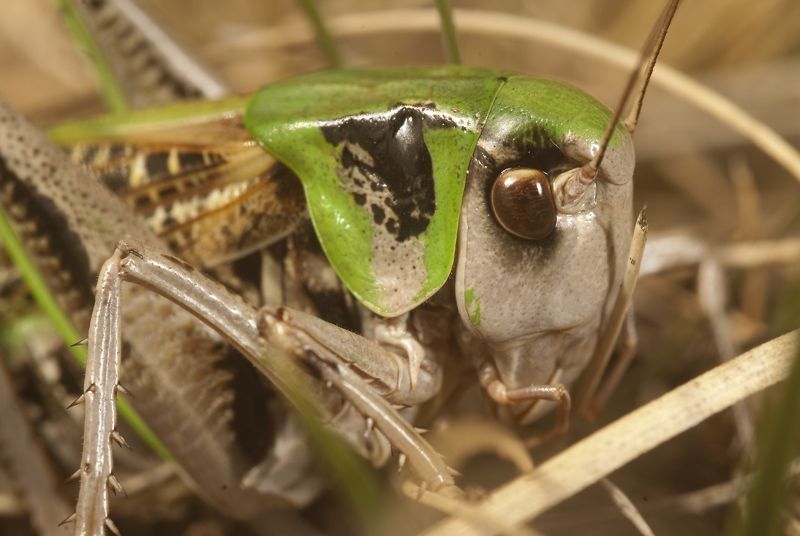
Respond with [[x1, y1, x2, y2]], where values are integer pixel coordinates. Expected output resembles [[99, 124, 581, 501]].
[[663, 459, 800, 515], [600, 479, 655, 536], [425, 417, 534, 475], [400, 482, 541, 536], [575, 208, 647, 412], [425, 330, 799, 535], [642, 234, 800, 275], [717, 239, 800, 269]]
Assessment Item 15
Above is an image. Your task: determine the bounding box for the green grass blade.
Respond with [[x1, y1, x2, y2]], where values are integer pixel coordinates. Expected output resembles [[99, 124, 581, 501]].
[[54, 0, 129, 112], [434, 0, 461, 65], [297, 0, 342, 68], [259, 348, 380, 523], [0, 204, 169, 460], [731, 287, 800, 535]]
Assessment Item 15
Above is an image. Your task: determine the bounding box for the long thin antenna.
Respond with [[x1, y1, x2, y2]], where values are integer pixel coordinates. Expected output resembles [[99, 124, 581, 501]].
[[624, 0, 681, 132], [435, 0, 461, 65], [582, 0, 680, 181]]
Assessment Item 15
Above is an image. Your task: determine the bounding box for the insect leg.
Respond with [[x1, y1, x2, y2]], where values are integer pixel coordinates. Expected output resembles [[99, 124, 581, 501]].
[[302, 351, 458, 494], [94, 240, 457, 493], [260, 306, 443, 407], [584, 311, 639, 418], [276, 229, 443, 407], [478, 361, 571, 447], [74, 249, 124, 536]]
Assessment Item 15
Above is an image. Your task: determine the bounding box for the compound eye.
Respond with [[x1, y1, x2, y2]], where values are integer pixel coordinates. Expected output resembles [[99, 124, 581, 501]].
[[490, 168, 557, 240]]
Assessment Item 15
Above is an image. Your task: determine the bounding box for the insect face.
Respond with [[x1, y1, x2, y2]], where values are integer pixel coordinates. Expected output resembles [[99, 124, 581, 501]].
[[455, 79, 635, 419]]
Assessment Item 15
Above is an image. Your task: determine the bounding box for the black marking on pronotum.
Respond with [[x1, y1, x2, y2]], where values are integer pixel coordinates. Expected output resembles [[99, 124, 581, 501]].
[[321, 105, 457, 242], [371, 204, 386, 225]]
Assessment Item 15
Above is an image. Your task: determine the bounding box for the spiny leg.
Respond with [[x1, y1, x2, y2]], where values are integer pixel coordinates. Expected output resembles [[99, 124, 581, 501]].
[[302, 351, 457, 494], [260, 306, 443, 408], [275, 226, 443, 407], [118, 240, 454, 488], [75, 249, 125, 536], [76, 239, 457, 528], [1, 94, 323, 530]]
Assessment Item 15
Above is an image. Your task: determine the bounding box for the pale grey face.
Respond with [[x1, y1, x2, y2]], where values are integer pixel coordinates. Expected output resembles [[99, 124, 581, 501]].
[[454, 127, 635, 404]]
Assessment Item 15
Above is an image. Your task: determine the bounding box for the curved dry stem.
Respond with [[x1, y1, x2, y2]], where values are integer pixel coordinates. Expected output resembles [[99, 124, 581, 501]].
[[600, 479, 655, 536], [208, 8, 800, 185], [717, 238, 800, 269], [424, 330, 799, 535], [574, 208, 648, 412], [400, 482, 541, 536], [426, 417, 534, 475]]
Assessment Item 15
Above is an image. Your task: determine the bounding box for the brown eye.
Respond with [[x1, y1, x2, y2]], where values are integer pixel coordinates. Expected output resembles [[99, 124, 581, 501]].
[[490, 168, 556, 240]]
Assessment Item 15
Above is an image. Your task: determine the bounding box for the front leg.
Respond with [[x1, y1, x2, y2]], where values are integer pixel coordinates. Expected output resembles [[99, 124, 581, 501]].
[[277, 226, 442, 406], [478, 360, 572, 448], [260, 306, 443, 407], [76, 239, 458, 529]]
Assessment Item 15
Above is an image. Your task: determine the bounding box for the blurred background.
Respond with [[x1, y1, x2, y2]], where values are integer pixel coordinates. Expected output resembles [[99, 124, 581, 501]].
[[1, 1, 799, 534]]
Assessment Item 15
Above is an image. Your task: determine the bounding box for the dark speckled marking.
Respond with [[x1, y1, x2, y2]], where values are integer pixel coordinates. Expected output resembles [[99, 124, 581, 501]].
[[321, 105, 456, 242], [371, 204, 386, 225]]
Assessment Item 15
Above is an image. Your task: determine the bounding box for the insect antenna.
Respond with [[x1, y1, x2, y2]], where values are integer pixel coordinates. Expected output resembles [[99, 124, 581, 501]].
[[581, 0, 681, 182]]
